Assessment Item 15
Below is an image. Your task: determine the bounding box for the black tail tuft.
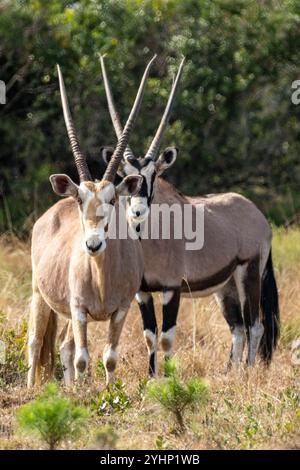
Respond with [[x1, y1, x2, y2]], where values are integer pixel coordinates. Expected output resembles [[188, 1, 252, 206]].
[[259, 250, 280, 364]]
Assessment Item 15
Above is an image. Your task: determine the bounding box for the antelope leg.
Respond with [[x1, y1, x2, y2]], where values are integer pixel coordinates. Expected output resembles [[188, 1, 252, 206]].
[[103, 307, 128, 385]]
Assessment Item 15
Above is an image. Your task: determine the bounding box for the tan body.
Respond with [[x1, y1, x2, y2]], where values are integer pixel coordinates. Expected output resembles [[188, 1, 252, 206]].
[[28, 193, 143, 388], [141, 178, 271, 292]]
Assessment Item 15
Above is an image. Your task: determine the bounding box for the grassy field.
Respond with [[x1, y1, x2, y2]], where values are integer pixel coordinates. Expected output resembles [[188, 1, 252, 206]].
[[0, 228, 300, 450]]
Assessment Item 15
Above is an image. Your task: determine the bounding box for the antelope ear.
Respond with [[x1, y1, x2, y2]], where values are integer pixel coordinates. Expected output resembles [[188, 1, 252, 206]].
[[115, 175, 143, 197], [100, 146, 126, 177], [100, 146, 114, 166], [49, 174, 79, 198], [155, 147, 178, 175]]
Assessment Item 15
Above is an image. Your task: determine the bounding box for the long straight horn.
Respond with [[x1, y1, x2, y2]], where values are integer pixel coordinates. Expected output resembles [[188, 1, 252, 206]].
[[99, 54, 134, 160], [145, 56, 185, 160], [57, 64, 91, 182], [103, 54, 157, 182]]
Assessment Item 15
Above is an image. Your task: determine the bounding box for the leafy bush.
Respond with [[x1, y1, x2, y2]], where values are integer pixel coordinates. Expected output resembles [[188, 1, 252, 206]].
[[0, 314, 28, 386], [155, 434, 169, 450], [2, 1, 300, 232], [147, 359, 209, 431], [137, 378, 148, 401], [90, 379, 131, 415], [17, 383, 89, 449]]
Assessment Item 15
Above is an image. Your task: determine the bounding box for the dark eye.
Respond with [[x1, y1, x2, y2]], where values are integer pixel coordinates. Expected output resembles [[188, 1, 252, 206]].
[[110, 198, 116, 206], [77, 197, 83, 206]]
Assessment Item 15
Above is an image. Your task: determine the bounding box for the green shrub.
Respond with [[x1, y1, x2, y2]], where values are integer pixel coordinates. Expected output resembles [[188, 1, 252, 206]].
[[137, 378, 148, 401], [0, 314, 28, 386], [147, 359, 209, 432], [17, 383, 89, 449], [155, 434, 169, 450], [90, 379, 131, 415]]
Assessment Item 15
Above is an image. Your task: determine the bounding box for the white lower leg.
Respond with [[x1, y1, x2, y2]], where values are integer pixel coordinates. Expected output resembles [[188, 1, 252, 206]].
[[74, 347, 89, 380], [60, 340, 75, 386], [27, 288, 51, 388], [160, 325, 176, 360], [248, 319, 264, 366], [71, 308, 89, 381], [27, 333, 42, 388], [103, 347, 118, 385], [231, 325, 246, 365], [102, 307, 128, 385]]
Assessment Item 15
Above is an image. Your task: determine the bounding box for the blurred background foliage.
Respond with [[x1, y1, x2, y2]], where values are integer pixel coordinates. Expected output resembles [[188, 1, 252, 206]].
[[1, 0, 300, 235]]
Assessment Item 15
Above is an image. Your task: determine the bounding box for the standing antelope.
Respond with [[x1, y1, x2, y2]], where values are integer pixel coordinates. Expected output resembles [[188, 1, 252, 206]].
[[99, 56, 280, 376], [27, 56, 157, 388]]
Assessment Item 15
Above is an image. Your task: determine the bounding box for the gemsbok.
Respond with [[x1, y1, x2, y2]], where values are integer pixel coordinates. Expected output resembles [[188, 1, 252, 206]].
[[99, 56, 280, 376], [27, 56, 157, 388]]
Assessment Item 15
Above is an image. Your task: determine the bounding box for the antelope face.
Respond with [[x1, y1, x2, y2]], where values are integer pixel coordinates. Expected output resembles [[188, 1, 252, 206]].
[[101, 147, 177, 225], [50, 174, 142, 256]]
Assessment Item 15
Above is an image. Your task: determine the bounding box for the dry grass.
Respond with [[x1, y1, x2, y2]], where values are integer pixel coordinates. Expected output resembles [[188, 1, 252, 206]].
[[0, 230, 299, 450]]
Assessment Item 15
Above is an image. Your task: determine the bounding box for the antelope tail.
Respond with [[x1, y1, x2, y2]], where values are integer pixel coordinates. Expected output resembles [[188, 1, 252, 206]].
[[259, 250, 280, 363]]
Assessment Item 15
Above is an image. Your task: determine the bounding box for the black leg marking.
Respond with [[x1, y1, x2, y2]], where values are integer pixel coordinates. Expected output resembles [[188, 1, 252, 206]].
[[161, 288, 181, 363], [149, 352, 156, 375], [243, 257, 260, 328], [136, 291, 158, 376]]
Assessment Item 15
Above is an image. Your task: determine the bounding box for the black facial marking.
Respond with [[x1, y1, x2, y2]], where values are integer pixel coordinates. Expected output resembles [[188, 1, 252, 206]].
[[137, 170, 155, 205], [126, 158, 156, 207], [147, 171, 156, 205], [139, 175, 149, 198]]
